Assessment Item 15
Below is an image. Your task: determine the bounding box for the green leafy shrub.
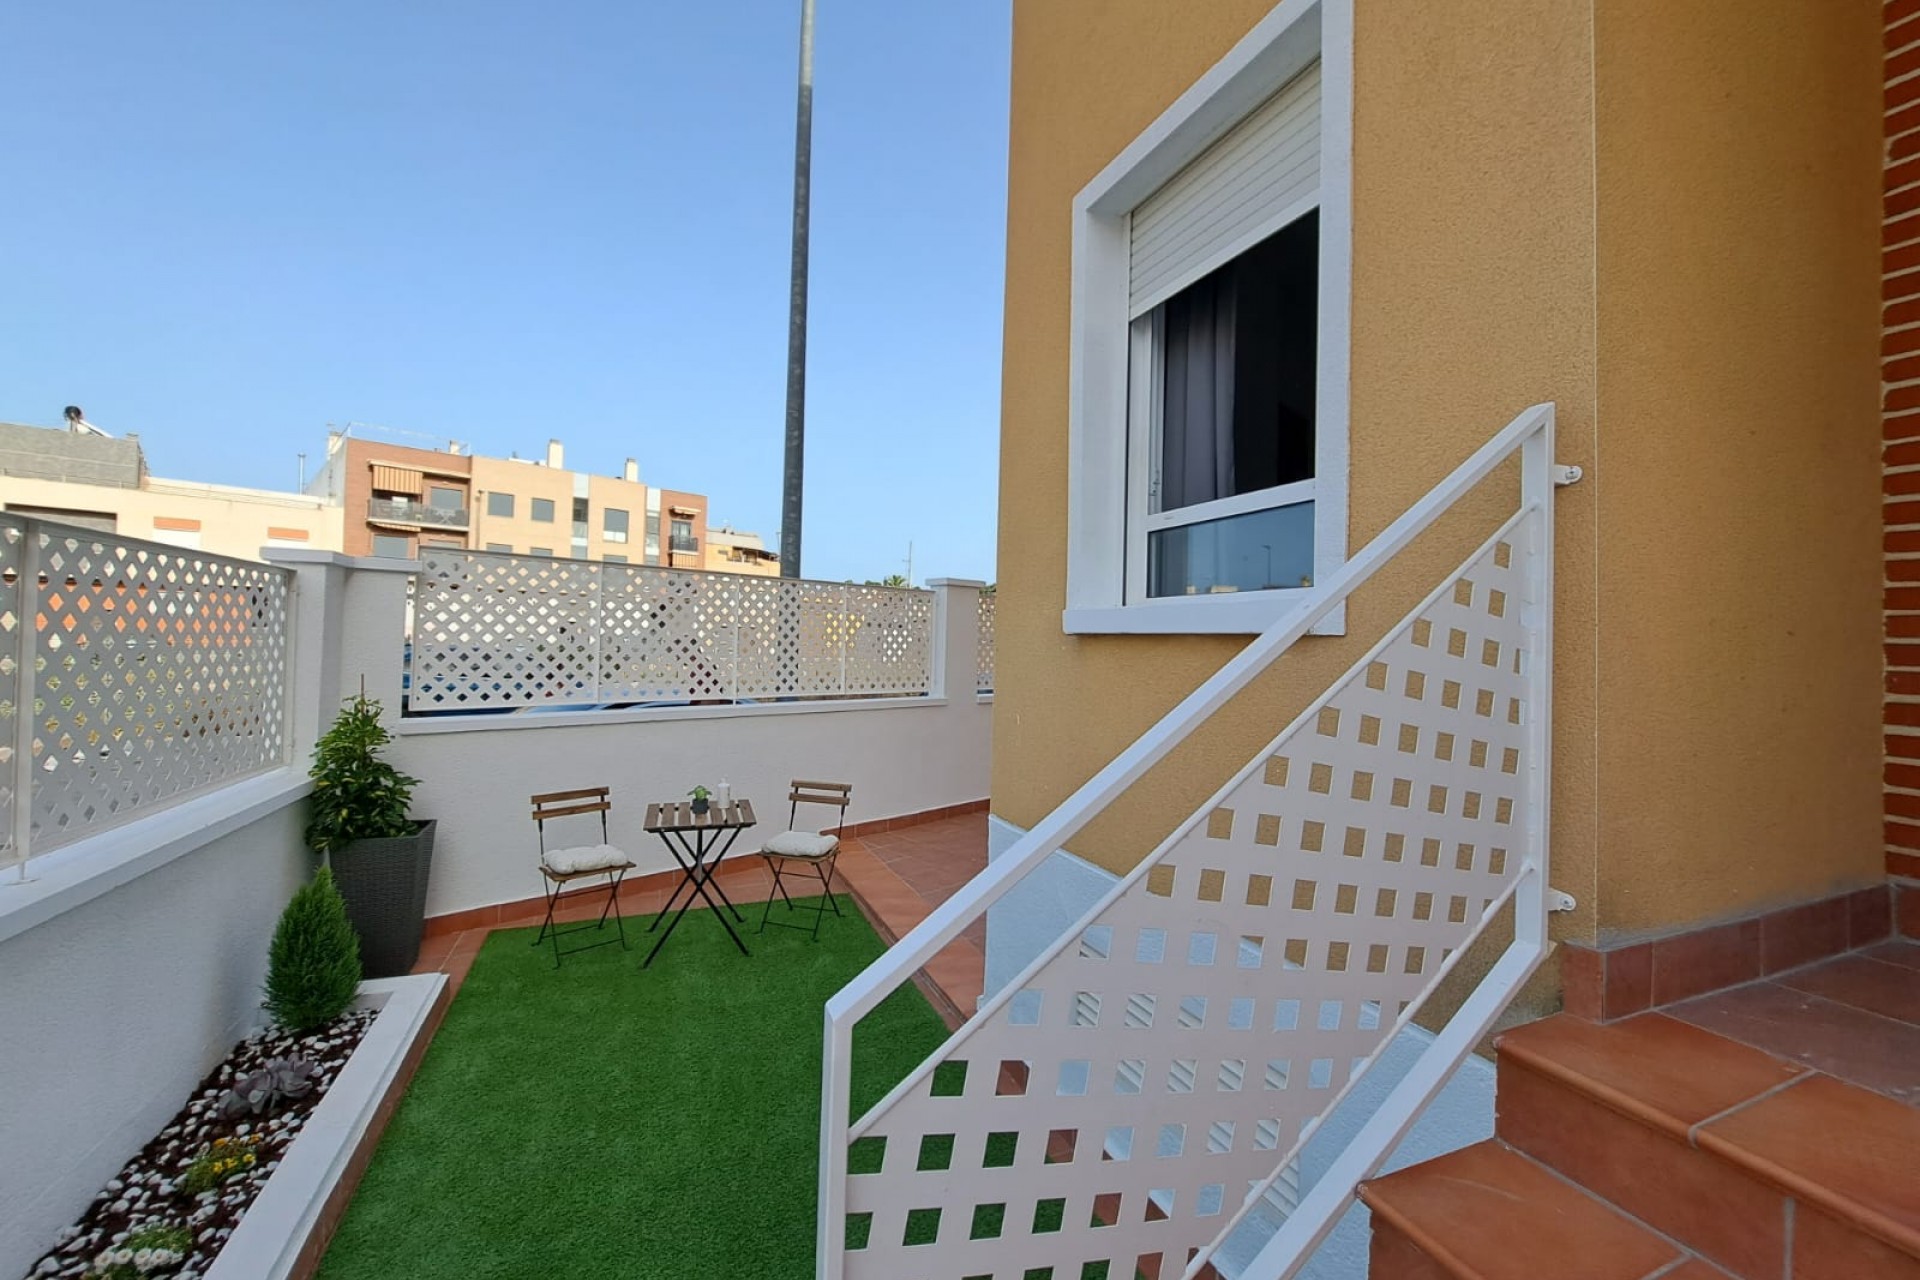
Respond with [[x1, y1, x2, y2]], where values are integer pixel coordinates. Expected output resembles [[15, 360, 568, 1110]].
[[264, 868, 362, 1031], [304, 692, 418, 855]]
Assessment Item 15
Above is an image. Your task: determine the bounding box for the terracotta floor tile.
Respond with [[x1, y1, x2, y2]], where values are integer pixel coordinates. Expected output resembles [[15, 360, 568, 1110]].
[[1863, 940, 1920, 972], [440, 949, 478, 992], [1792, 1204, 1920, 1280], [1668, 982, 1920, 1105], [1367, 1221, 1454, 1280], [1359, 1141, 1682, 1280], [412, 935, 455, 973], [1656, 1263, 1738, 1280], [1698, 1074, 1920, 1255], [1776, 954, 1920, 1026], [1496, 1013, 1802, 1138]]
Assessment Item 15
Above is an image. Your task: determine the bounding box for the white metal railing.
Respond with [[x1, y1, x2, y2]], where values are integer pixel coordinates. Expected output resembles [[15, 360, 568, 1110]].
[[0, 516, 293, 875], [407, 549, 936, 712], [818, 404, 1575, 1280], [977, 592, 996, 694]]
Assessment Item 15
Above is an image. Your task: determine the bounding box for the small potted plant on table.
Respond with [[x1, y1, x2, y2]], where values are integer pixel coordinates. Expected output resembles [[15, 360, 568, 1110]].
[[306, 692, 436, 977], [688, 785, 713, 816]]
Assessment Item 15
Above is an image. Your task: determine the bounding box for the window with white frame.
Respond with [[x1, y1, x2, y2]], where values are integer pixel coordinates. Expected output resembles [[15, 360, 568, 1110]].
[[1066, 0, 1348, 634]]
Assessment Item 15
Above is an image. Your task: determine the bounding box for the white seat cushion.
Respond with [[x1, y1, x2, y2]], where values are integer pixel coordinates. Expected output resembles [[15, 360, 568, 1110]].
[[542, 843, 631, 875], [763, 830, 840, 859]]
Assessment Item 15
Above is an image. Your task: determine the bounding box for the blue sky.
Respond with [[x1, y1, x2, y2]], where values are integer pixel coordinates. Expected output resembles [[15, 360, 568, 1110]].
[[0, 2, 1009, 584]]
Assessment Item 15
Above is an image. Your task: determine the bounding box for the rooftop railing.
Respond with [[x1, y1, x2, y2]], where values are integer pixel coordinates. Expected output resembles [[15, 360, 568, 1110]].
[[406, 548, 937, 712], [0, 516, 293, 874], [368, 497, 468, 529]]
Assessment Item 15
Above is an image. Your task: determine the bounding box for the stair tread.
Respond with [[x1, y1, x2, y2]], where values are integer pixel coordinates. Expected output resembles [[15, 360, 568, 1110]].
[[1496, 1012, 1802, 1139], [1496, 1011, 1920, 1262], [1359, 1141, 1683, 1280], [1696, 1073, 1920, 1256]]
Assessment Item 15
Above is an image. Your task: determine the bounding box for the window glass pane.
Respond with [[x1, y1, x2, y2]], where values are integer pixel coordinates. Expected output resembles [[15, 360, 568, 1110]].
[[531, 497, 555, 523], [604, 508, 629, 543], [371, 534, 412, 558], [1152, 210, 1318, 515], [1147, 502, 1313, 598], [429, 486, 463, 511], [485, 543, 511, 554], [487, 491, 514, 518], [604, 554, 628, 564], [530, 546, 553, 557]]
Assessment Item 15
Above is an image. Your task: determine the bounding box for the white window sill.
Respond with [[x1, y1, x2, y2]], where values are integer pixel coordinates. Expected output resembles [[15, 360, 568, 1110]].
[[1064, 590, 1344, 636], [0, 768, 312, 946]]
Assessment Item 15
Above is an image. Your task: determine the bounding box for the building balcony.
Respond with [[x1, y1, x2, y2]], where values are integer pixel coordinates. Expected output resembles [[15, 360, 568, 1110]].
[[669, 534, 699, 553], [1, 516, 995, 1280], [368, 497, 468, 529]]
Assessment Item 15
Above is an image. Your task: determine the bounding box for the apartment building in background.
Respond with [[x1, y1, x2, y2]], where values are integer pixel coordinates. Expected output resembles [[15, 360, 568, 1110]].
[[308, 429, 731, 570], [703, 524, 780, 575], [0, 419, 342, 556], [303, 433, 474, 558], [0, 417, 765, 573]]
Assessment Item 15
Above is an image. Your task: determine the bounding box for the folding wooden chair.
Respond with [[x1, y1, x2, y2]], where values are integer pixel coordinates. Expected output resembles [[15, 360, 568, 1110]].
[[757, 780, 852, 941], [531, 786, 636, 966]]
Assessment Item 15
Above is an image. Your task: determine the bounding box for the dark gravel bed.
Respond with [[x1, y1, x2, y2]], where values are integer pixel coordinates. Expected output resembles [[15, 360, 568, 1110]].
[[27, 1008, 377, 1279]]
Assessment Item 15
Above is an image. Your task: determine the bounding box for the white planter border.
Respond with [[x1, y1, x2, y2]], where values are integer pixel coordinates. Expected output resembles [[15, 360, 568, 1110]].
[[204, 973, 447, 1280]]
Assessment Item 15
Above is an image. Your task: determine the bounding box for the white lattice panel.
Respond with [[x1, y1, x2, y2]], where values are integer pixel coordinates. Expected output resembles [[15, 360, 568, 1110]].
[[25, 524, 291, 855], [408, 550, 935, 711], [843, 585, 935, 696], [410, 550, 599, 709], [839, 517, 1540, 1280], [0, 519, 22, 862], [977, 592, 996, 694]]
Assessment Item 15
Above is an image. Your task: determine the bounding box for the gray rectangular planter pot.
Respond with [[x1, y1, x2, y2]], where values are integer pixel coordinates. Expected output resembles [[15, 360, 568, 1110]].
[[330, 820, 437, 978]]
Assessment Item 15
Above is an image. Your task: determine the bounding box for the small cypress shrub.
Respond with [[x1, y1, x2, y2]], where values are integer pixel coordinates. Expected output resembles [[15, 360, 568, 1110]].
[[265, 867, 363, 1031]]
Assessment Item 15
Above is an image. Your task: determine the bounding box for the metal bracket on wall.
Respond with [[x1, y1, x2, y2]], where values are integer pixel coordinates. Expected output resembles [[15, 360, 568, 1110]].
[[1547, 888, 1577, 913], [1553, 464, 1583, 486]]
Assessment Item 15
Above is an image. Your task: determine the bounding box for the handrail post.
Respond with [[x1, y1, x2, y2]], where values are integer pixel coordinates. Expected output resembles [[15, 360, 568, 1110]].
[[8, 521, 37, 881], [817, 1011, 851, 1279], [1516, 409, 1556, 950]]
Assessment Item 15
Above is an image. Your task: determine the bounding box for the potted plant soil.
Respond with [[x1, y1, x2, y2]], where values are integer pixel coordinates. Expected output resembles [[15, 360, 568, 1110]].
[[305, 692, 436, 977]]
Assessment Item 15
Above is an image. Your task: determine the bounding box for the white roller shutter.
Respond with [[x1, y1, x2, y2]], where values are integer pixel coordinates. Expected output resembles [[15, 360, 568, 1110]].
[[1128, 60, 1321, 318]]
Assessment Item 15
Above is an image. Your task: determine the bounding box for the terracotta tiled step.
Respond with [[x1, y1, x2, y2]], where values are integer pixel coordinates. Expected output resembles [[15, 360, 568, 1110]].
[[1359, 1141, 1691, 1280], [1495, 1013, 1920, 1279]]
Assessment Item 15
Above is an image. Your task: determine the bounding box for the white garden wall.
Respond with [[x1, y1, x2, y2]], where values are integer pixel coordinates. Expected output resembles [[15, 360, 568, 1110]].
[[392, 695, 992, 918], [304, 561, 995, 919], [0, 777, 310, 1278]]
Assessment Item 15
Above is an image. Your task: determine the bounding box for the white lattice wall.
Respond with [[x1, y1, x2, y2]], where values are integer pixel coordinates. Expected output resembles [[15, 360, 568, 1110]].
[[0, 518, 292, 864], [977, 592, 996, 694], [407, 550, 935, 712], [838, 516, 1540, 1280]]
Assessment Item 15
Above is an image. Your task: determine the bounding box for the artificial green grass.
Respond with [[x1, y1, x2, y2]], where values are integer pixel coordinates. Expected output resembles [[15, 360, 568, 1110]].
[[316, 896, 950, 1280]]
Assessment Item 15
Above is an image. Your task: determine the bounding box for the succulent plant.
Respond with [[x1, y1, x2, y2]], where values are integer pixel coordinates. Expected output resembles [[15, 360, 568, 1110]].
[[219, 1057, 319, 1118]]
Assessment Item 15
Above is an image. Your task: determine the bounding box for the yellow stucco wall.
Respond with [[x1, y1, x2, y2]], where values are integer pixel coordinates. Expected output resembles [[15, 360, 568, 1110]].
[[1589, 0, 1883, 935], [992, 0, 1880, 950]]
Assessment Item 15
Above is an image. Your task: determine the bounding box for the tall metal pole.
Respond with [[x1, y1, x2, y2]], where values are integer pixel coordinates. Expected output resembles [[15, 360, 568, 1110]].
[[780, 0, 815, 579]]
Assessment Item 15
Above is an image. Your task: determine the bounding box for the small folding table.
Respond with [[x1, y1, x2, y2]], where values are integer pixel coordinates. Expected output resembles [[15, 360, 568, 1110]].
[[641, 799, 757, 967]]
